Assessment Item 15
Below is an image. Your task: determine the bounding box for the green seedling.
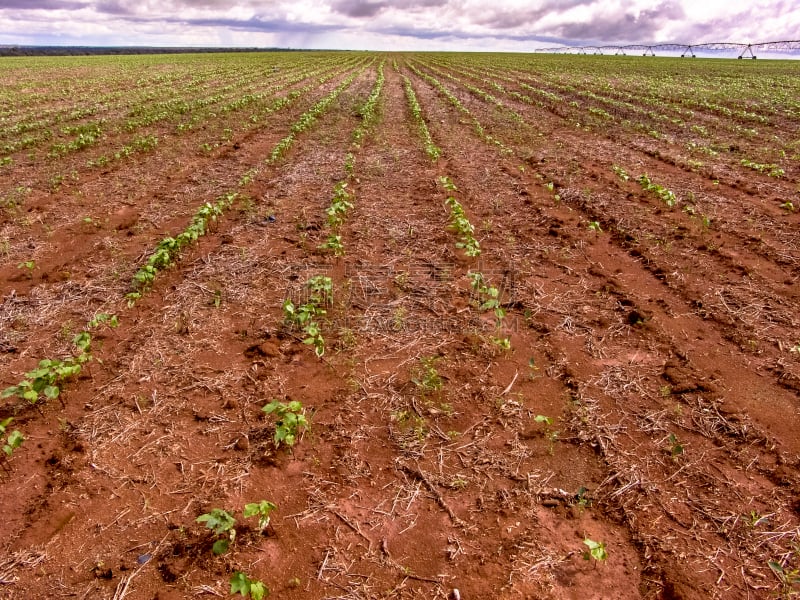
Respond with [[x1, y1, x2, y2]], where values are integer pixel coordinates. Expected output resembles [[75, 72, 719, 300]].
[[243, 500, 277, 532], [302, 321, 325, 356], [262, 400, 308, 448], [307, 275, 333, 305], [638, 174, 677, 208], [583, 538, 608, 562], [353, 62, 384, 146], [741, 158, 784, 178], [438, 176, 458, 193], [746, 510, 771, 528], [534, 415, 559, 453], [196, 508, 236, 555], [468, 271, 505, 321], [491, 336, 511, 351], [282, 298, 326, 356], [528, 357, 539, 379], [575, 486, 591, 510], [230, 572, 269, 599], [88, 313, 119, 329], [344, 152, 356, 176], [444, 196, 481, 257], [588, 221, 602, 232], [780, 201, 795, 212], [612, 165, 630, 181], [412, 356, 443, 395], [325, 181, 353, 228], [319, 234, 344, 256], [668, 433, 684, 459], [768, 560, 800, 591], [282, 298, 319, 326], [17, 260, 35, 272], [1, 417, 24, 461], [283, 276, 332, 356]]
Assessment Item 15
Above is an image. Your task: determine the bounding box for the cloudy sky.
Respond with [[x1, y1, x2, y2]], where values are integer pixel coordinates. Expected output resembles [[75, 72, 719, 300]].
[[0, 0, 798, 51]]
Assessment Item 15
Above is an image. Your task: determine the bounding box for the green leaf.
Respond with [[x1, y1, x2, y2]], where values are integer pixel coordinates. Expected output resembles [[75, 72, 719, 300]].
[[29, 366, 53, 378], [73, 332, 92, 353], [196, 508, 236, 535], [768, 561, 785, 576], [44, 385, 60, 399], [583, 538, 607, 561], [230, 572, 268, 599], [1, 386, 19, 399], [230, 572, 251, 596], [262, 401, 280, 415], [250, 581, 268, 600], [243, 500, 277, 531], [212, 538, 230, 555], [274, 428, 287, 444], [7, 430, 23, 448]]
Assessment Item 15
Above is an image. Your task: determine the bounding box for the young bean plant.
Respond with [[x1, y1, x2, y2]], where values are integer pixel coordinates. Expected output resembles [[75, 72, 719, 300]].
[[230, 572, 268, 599], [197, 499, 278, 556], [439, 177, 481, 257], [1, 418, 24, 465], [262, 400, 309, 448], [282, 276, 332, 356], [637, 174, 677, 208]]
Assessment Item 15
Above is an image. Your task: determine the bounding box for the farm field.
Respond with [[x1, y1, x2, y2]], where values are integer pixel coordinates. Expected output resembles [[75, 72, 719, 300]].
[[1, 50, 799, 599]]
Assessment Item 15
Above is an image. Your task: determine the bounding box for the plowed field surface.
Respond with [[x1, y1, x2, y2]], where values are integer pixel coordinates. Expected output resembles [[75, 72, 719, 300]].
[[1, 52, 799, 599]]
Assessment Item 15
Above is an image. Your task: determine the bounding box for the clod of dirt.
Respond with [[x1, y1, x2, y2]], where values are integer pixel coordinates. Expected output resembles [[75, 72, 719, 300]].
[[157, 562, 178, 583], [110, 207, 139, 231], [244, 341, 280, 359], [91, 564, 113, 579], [626, 310, 646, 326]]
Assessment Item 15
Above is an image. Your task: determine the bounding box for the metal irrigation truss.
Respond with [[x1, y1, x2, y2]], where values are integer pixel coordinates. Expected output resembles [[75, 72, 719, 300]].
[[535, 40, 800, 59]]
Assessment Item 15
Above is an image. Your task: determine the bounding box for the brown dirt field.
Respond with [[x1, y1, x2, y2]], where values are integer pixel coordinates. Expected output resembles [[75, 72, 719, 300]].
[[1, 52, 799, 599]]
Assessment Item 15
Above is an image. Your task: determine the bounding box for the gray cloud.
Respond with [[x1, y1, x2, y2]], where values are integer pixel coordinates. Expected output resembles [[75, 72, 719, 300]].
[[92, 0, 266, 16], [475, 0, 594, 30], [552, 1, 687, 43], [331, 0, 448, 18], [173, 15, 340, 35], [94, 0, 131, 15], [331, 0, 387, 18], [0, 0, 86, 9]]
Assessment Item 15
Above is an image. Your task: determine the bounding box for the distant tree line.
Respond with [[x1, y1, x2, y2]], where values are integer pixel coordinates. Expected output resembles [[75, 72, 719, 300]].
[[0, 46, 311, 57]]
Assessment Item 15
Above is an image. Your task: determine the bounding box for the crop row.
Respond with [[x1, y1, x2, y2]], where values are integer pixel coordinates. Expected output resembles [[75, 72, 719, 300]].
[[0, 55, 360, 167], [428, 56, 798, 175]]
